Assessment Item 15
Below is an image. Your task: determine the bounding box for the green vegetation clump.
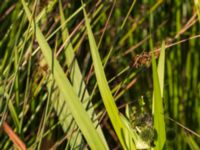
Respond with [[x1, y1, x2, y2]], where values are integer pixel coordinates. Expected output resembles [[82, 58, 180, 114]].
[[0, 0, 199, 149]]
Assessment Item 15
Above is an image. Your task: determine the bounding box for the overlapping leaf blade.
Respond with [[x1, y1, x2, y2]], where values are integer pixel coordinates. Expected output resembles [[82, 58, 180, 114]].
[[21, 1, 107, 149], [152, 42, 166, 150], [82, 4, 136, 149]]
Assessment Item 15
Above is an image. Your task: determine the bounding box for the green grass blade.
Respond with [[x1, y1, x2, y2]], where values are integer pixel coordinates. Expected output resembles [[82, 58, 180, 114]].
[[184, 134, 200, 150], [8, 100, 20, 129], [158, 42, 165, 97], [194, 0, 200, 23], [21, 1, 107, 149], [152, 42, 166, 150], [82, 3, 136, 149], [57, 0, 86, 146], [120, 0, 136, 30]]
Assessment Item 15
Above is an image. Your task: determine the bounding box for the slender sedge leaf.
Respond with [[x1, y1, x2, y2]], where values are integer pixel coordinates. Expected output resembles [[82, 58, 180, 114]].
[[158, 42, 165, 97], [82, 3, 136, 149], [152, 42, 166, 150]]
